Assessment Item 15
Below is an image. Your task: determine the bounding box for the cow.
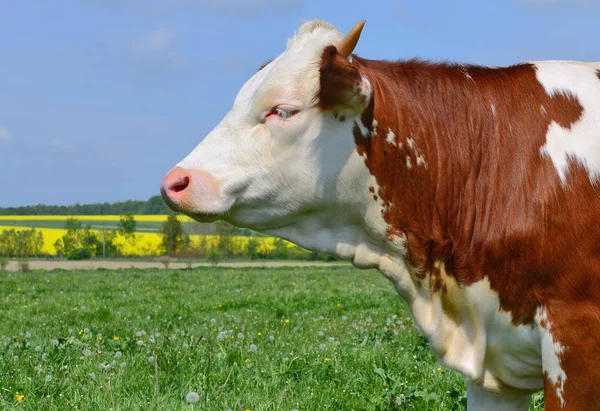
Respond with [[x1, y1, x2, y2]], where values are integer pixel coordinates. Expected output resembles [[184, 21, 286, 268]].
[[160, 19, 600, 410]]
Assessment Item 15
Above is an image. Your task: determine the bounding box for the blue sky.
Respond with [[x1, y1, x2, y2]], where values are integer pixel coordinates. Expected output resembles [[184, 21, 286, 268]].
[[1, 0, 598, 207]]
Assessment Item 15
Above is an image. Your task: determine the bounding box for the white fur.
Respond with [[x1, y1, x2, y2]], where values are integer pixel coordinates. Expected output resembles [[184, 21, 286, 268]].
[[534, 61, 600, 182], [385, 129, 397, 146], [466, 382, 531, 411], [536, 307, 567, 407]]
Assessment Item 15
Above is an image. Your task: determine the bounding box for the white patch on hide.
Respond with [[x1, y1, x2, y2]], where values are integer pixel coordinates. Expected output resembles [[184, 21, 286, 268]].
[[536, 307, 567, 407], [386, 130, 397, 146], [534, 61, 600, 182]]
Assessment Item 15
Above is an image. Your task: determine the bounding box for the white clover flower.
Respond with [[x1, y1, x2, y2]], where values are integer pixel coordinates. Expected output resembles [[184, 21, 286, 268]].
[[136, 331, 143, 337], [237, 333, 244, 340], [45, 375, 53, 382], [327, 337, 335, 343], [249, 344, 257, 352], [120, 362, 127, 368], [269, 335, 274, 341], [186, 392, 200, 404], [146, 316, 151, 320], [84, 328, 90, 334], [148, 356, 155, 362], [210, 318, 216, 323], [25, 332, 31, 338], [34, 365, 42, 373], [115, 351, 122, 358], [35, 346, 42, 352], [217, 332, 226, 341], [137, 340, 144, 346], [52, 339, 59, 346], [318, 331, 324, 337]]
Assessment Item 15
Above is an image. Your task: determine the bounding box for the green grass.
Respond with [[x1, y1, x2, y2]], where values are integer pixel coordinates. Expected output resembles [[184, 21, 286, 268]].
[[0, 267, 544, 410]]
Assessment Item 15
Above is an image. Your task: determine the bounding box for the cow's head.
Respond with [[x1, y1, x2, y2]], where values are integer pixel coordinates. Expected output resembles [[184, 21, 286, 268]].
[[161, 20, 386, 257]]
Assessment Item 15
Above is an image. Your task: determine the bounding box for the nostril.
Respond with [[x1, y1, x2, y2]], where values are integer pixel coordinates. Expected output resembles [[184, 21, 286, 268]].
[[170, 176, 190, 193]]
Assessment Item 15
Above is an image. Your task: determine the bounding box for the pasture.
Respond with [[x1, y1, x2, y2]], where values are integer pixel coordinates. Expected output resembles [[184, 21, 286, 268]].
[[0, 266, 544, 410]]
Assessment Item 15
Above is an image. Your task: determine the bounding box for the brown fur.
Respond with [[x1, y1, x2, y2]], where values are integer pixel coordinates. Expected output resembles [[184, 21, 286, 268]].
[[318, 48, 600, 409]]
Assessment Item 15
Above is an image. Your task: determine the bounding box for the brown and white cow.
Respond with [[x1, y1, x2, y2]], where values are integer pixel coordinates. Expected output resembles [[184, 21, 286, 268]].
[[160, 20, 600, 410]]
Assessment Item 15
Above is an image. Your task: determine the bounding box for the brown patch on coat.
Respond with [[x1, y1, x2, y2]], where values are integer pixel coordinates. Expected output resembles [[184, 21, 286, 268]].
[[597, 69, 600, 81], [317, 49, 600, 405]]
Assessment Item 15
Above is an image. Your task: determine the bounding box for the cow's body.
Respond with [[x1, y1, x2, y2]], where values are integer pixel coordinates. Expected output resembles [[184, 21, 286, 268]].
[[161, 20, 600, 410]]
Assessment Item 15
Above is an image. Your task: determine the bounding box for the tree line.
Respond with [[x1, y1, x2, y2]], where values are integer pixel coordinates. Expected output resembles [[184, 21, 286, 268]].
[[0, 195, 171, 216]]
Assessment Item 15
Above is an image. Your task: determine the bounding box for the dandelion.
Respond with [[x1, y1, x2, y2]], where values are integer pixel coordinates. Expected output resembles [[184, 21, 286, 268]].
[[13, 355, 19, 362], [318, 331, 324, 337], [82, 349, 92, 357], [319, 344, 326, 350], [42, 353, 48, 360], [34, 365, 42, 373], [15, 392, 24, 403], [115, 351, 122, 358], [324, 357, 330, 362], [120, 362, 127, 368], [237, 332, 244, 340], [269, 335, 275, 341], [341, 315, 348, 321], [328, 337, 335, 343], [137, 340, 144, 346], [52, 339, 59, 346], [25, 332, 31, 338], [284, 319, 290, 323], [113, 336, 119, 341], [148, 356, 155, 362], [78, 330, 83, 335], [186, 392, 200, 404], [249, 344, 257, 352], [84, 328, 90, 334], [35, 345, 41, 352], [45, 375, 53, 382]]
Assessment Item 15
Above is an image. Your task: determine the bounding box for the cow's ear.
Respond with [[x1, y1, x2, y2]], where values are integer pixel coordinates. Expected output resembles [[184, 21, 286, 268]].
[[316, 45, 372, 117]]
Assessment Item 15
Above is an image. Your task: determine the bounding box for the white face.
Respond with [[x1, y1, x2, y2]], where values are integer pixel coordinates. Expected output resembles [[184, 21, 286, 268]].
[[161, 21, 372, 232]]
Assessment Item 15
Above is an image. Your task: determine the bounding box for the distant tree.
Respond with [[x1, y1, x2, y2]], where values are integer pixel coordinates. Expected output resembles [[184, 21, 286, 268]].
[[160, 214, 188, 256], [0, 229, 44, 258], [118, 213, 137, 242], [54, 217, 120, 258]]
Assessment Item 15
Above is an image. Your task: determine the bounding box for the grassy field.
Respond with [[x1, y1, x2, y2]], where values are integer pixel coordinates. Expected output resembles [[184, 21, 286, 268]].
[[0, 266, 544, 410]]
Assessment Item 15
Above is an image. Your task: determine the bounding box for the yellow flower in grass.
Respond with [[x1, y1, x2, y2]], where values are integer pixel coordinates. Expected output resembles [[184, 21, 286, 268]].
[[15, 392, 24, 402], [113, 336, 119, 341], [324, 358, 331, 362]]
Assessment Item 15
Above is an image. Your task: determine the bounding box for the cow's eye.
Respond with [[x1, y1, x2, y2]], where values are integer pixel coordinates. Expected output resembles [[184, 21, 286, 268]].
[[266, 106, 299, 120]]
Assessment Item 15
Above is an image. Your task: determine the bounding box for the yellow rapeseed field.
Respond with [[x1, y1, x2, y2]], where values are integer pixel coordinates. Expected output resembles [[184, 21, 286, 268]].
[[0, 223, 292, 256], [0, 215, 193, 222]]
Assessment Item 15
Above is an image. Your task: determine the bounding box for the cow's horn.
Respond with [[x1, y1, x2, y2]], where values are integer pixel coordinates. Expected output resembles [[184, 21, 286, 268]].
[[336, 20, 366, 58]]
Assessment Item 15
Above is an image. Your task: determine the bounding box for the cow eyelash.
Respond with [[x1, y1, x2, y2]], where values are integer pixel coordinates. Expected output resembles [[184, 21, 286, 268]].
[[268, 107, 299, 120]]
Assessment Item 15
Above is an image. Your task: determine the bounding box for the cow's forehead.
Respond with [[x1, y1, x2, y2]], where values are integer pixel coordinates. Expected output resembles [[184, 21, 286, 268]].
[[233, 20, 344, 109]]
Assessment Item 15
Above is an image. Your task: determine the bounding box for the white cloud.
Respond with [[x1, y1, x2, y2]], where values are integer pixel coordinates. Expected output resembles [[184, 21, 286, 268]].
[[49, 138, 75, 153], [132, 27, 177, 55], [0, 126, 13, 143]]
